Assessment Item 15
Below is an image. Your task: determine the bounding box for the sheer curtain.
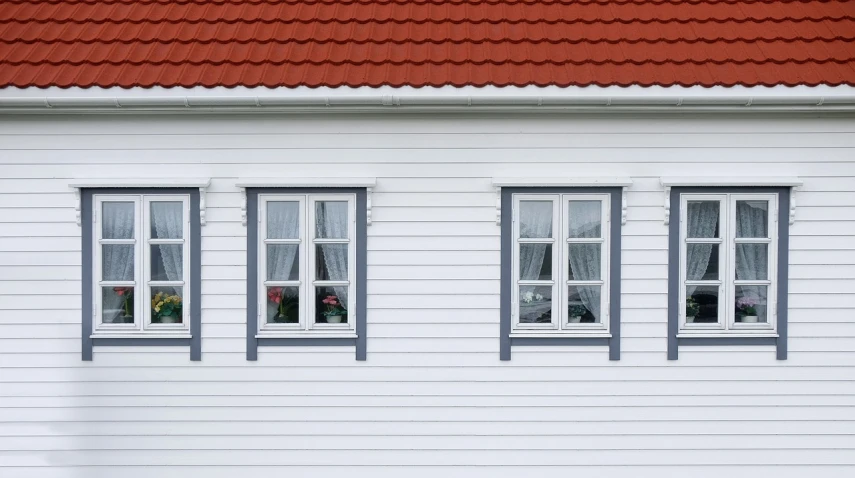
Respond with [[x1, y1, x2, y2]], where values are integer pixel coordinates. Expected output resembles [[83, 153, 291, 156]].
[[685, 201, 719, 295], [267, 202, 300, 281], [151, 203, 184, 287], [567, 201, 602, 320], [519, 202, 552, 281], [317, 202, 349, 309], [735, 201, 768, 280], [102, 203, 136, 316]]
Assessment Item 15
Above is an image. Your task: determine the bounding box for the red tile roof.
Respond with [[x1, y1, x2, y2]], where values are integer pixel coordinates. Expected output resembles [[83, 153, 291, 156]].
[[1, 0, 854, 88]]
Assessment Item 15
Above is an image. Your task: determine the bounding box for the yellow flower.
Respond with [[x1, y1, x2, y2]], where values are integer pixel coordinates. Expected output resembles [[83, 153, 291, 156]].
[[154, 306, 160, 313]]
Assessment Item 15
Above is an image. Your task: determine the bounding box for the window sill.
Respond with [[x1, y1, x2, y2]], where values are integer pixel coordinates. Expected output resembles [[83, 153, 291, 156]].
[[90, 333, 192, 339], [677, 333, 778, 339], [510, 332, 612, 339], [256, 333, 358, 339]]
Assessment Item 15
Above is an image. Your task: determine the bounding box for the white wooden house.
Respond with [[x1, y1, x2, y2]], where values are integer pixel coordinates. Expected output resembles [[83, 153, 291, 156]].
[[1, 1, 854, 477]]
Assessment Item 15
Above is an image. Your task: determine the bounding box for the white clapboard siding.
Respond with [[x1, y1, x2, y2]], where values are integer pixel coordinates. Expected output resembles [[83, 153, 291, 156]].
[[0, 113, 854, 477]]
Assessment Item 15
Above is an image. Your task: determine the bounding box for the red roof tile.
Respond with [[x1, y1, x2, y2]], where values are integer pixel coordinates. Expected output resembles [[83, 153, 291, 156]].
[[1, 0, 853, 88]]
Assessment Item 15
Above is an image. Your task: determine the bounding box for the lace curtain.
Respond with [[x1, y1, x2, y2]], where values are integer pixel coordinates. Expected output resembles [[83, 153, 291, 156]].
[[317, 202, 349, 309], [151, 203, 184, 293], [685, 201, 720, 295], [267, 202, 300, 282], [102, 203, 135, 318], [567, 201, 602, 320], [518, 202, 552, 322], [735, 201, 768, 280]]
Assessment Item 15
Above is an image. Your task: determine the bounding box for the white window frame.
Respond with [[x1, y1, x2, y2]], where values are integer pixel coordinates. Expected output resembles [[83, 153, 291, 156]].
[[258, 193, 356, 335], [512, 193, 611, 335], [92, 194, 191, 335], [679, 193, 778, 335]]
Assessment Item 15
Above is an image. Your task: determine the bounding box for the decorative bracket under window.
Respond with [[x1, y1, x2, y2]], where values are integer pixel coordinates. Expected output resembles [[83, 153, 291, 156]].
[[660, 177, 803, 225], [491, 177, 634, 226], [234, 178, 377, 227], [69, 178, 211, 227]]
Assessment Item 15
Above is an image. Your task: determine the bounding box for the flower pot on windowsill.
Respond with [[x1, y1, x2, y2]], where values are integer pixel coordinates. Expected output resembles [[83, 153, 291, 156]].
[[568, 316, 583, 323], [687, 316, 696, 323], [741, 315, 759, 323], [158, 314, 180, 324], [325, 315, 343, 324]]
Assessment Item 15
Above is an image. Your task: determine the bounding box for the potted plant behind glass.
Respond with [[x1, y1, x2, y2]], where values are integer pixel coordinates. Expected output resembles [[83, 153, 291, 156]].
[[737, 296, 759, 322], [267, 287, 298, 323], [686, 296, 700, 323], [568, 304, 587, 323], [322, 295, 346, 323], [114, 287, 134, 323], [152, 291, 182, 324]]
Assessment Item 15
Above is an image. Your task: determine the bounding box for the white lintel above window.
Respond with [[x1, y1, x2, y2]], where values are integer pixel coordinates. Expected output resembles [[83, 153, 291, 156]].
[[659, 177, 803, 225], [491, 177, 633, 226], [235, 177, 377, 226], [69, 178, 211, 227]]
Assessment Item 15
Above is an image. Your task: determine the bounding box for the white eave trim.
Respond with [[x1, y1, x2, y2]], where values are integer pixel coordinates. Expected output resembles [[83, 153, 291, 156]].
[[660, 176, 802, 226], [69, 177, 211, 227], [492, 177, 633, 226], [235, 177, 376, 226], [2, 85, 854, 114]]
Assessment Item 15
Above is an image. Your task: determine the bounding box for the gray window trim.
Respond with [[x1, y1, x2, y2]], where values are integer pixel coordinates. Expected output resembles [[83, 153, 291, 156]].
[[246, 188, 367, 361], [81, 188, 202, 361], [500, 187, 622, 361], [667, 186, 789, 360]]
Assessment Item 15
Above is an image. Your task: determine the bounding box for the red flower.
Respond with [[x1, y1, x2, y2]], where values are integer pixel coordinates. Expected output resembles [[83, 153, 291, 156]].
[[267, 287, 283, 304], [113, 287, 130, 296]]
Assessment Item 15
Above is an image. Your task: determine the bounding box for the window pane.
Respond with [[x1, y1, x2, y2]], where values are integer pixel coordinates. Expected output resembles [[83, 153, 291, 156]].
[[519, 244, 552, 280], [686, 285, 719, 323], [316, 244, 348, 281], [567, 285, 601, 323], [316, 201, 349, 239], [151, 286, 183, 324], [568, 244, 601, 281], [315, 287, 348, 324], [102, 202, 135, 239], [150, 202, 183, 239], [267, 201, 300, 239], [686, 243, 719, 280], [519, 201, 553, 238], [151, 245, 183, 281], [267, 244, 299, 281], [568, 200, 602, 238], [736, 244, 768, 280], [102, 286, 134, 324], [687, 201, 720, 238], [266, 286, 299, 324], [735, 285, 768, 323], [102, 245, 134, 281], [736, 200, 769, 238], [519, 285, 552, 323]]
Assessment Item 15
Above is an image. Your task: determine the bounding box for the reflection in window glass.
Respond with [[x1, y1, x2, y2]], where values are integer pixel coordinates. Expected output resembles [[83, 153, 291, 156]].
[[519, 201, 553, 238], [686, 285, 719, 323], [519, 286, 552, 323], [567, 285, 601, 323], [568, 201, 601, 238]]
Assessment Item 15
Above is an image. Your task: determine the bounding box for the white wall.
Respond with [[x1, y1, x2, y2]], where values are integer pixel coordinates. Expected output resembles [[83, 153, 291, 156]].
[[0, 113, 853, 478]]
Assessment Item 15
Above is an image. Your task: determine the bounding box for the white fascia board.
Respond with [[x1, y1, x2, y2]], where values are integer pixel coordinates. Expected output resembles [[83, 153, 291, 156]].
[[660, 177, 803, 187], [493, 177, 633, 187], [2, 85, 854, 113], [234, 177, 377, 188]]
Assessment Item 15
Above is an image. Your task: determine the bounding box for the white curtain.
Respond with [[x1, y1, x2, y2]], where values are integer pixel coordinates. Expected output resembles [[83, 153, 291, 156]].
[[735, 201, 768, 280], [102, 203, 135, 319], [685, 201, 719, 295], [567, 201, 603, 321], [317, 202, 349, 309], [518, 202, 552, 322], [151, 203, 184, 300], [267, 202, 300, 281]]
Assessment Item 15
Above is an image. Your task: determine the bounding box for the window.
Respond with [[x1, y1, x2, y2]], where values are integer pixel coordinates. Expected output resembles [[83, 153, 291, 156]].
[[512, 193, 611, 333], [679, 193, 778, 333], [257, 193, 356, 334], [93, 194, 191, 334]]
